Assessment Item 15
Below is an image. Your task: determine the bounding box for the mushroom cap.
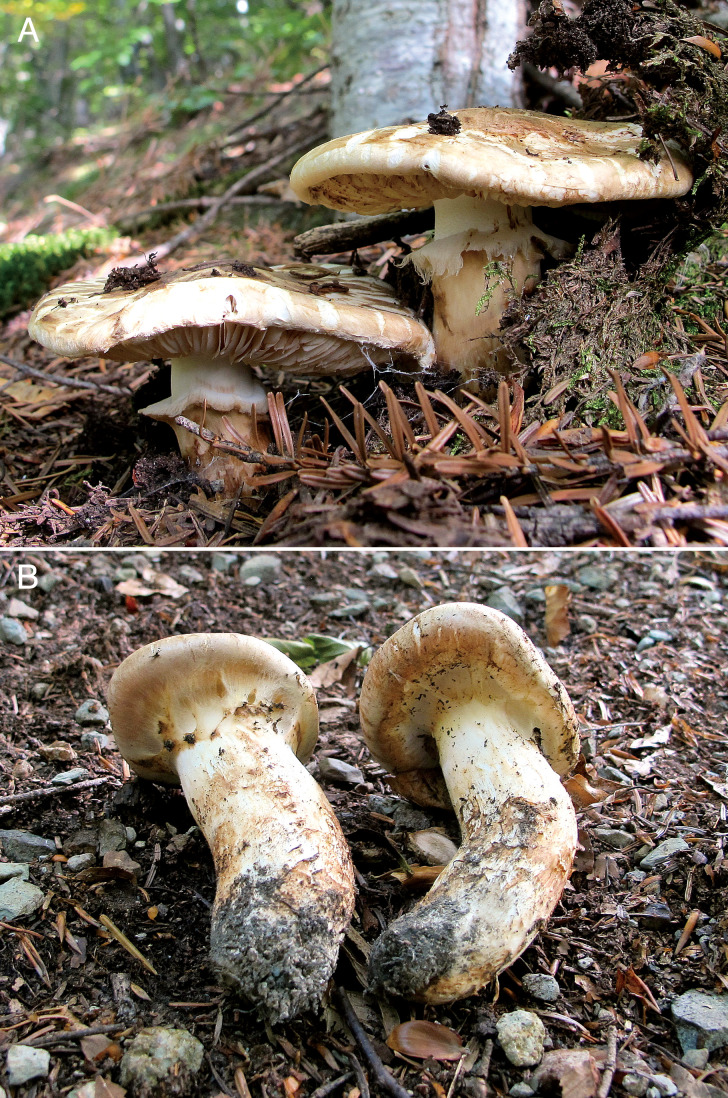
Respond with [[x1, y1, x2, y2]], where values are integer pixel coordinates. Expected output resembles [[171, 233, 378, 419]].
[[28, 261, 435, 377], [359, 603, 579, 788], [290, 107, 693, 214], [107, 633, 319, 784]]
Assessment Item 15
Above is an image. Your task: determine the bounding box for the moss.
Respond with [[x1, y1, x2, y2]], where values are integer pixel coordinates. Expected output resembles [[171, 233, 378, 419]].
[[0, 227, 116, 317]]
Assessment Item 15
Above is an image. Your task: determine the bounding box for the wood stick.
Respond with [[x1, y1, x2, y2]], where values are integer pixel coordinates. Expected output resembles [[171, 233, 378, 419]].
[[334, 987, 411, 1098], [0, 354, 132, 397], [0, 776, 117, 808], [116, 195, 284, 232], [294, 208, 434, 259]]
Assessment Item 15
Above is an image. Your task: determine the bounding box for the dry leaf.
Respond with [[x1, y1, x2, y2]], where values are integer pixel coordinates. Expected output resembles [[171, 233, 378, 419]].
[[95, 1079, 127, 1098], [544, 584, 571, 646], [407, 828, 458, 866], [564, 773, 609, 810], [309, 647, 361, 689], [115, 572, 187, 599], [130, 982, 151, 1001], [632, 351, 663, 371], [683, 34, 721, 58], [572, 828, 595, 874], [531, 1048, 600, 1098], [386, 1019, 464, 1061], [81, 1034, 112, 1062], [390, 865, 444, 892]]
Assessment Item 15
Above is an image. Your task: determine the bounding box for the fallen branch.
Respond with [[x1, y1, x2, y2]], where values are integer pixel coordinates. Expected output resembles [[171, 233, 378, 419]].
[[116, 194, 285, 233], [226, 64, 330, 139], [334, 987, 411, 1098], [294, 208, 435, 259], [19, 1024, 128, 1048], [0, 776, 118, 807], [0, 354, 132, 398]]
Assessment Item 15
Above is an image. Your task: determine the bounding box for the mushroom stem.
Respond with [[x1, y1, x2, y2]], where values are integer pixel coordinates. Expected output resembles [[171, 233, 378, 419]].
[[368, 699, 577, 1003], [406, 195, 544, 376], [174, 717, 353, 1022], [140, 354, 269, 494]]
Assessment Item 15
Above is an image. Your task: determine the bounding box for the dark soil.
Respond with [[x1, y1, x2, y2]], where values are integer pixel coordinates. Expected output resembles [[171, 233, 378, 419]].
[[0, 549, 726, 1097]]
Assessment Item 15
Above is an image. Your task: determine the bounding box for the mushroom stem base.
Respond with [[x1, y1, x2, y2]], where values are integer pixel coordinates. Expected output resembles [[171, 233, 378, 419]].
[[167, 405, 268, 497]]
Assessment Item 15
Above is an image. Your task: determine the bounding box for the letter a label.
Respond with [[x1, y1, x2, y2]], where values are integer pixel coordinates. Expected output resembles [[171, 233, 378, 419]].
[[18, 18, 40, 43]]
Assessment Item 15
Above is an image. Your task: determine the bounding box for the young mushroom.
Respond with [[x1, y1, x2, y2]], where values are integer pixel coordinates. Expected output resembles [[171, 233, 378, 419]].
[[28, 260, 435, 495], [358, 602, 580, 1004], [290, 107, 693, 376], [107, 632, 356, 1023]]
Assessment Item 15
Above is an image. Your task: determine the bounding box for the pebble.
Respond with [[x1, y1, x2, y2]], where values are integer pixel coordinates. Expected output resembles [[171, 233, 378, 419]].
[[484, 587, 524, 624], [0, 878, 45, 921], [593, 828, 634, 850], [522, 973, 560, 1002], [0, 617, 28, 645], [636, 636, 656, 652], [75, 699, 109, 725], [639, 903, 673, 929], [30, 682, 50, 699], [648, 629, 673, 643], [65, 828, 98, 855], [98, 818, 128, 855], [119, 1027, 204, 1094], [0, 829, 55, 861], [318, 757, 364, 784], [238, 554, 281, 582], [509, 1085, 535, 1097], [211, 552, 237, 572], [176, 565, 205, 585], [309, 592, 339, 609], [51, 767, 91, 785], [640, 837, 690, 870], [80, 730, 111, 750], [622, 1074, 649, 1096], [576, 614, 598, 634], [496, 1010, 545, 1067], [38, 572, 60, 592], [0, 863, 29, 881], [647, 1074, 677, 1096], [330, 601, 370, 619], [6, 1045, 50, 1086], [6, 597, 39, 620], [407, 829, 458, 866], [682, 1049, 710, 1069], [577, 565, 618, 591], [597, 765, 631, 785], [66, 853, 96, 872], [672, 989, 728, 1052], [397, 565, 424, 588], [369, 562, 399, 580], [39, 740, 77, 763]]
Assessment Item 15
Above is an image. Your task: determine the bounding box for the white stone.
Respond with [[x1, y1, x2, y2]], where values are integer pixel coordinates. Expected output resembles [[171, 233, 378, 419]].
[[6, 1045, 50, 1085], [496, 1010, 546, 1067]]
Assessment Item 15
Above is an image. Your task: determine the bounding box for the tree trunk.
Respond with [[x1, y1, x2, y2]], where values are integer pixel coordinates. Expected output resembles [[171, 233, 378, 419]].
[[330, 0, 526, 138]]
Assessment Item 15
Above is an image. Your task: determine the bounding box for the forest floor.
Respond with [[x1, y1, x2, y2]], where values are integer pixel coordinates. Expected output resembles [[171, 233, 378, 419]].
[[0, 549, 727, 1097], [1, 72, 728, 548]]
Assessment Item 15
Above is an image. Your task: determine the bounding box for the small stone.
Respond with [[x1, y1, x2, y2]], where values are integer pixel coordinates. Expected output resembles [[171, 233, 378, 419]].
[[330, 601, 370, 619], [640, 838, 690, 870], [672, 990, 728, 1052], [484, 587, 524, 624], [622, 1074, 649, 1096], [0, 829, 55, 861], [38, 740, 77, 763], [593, 828, 634, 850], [6, 1045, 50, 1086], [6, 597, 39, 620], [397, 566, 424, 588], [238, 554, 281, 582], [176, 565, 205, 585], [98, 818, 128, 855], [0, 617, 28, 645], [211, 552, 237, 572], [0, 878, 45, 921], [682, 1049, 709, 1069], [597, 765, 631, 785], [407, 828, 458, 867], [369, 562, 399, 580], [638, 903, 673, 929], [50, 768, 91, 785], [636, 636, 656, 652], [577, 565, 618, 591], [642, 685, 670, 707], [30, 682, 50, 699], [309, 592, 339, 609], [576, 614, 599, 634], [522, 973, 560, 1002], [38, 572, 60, 592], [648, 629, 673, 643], [318, 757, 364, 784], [647, 1074, 677, 1096], [496, 1010, 545, 1067], [12, 759, 33, 779], [66, 853, 96, 872], [75, 699, 109, 725], [80, 730, 111, 750], [0, 863, 30, 882], [65, 828, 97, 856], [510, 1085, 535, 1097], [119, 1026, 204, 1094], [103, 850, 141, 879]]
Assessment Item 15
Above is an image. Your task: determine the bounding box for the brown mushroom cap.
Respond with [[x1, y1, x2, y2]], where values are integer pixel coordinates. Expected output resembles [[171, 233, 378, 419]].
[[359, 602, 580, 803], [290, 106, 693, 214], [108, 632, 319, 784], [28, 261, 435, 377]]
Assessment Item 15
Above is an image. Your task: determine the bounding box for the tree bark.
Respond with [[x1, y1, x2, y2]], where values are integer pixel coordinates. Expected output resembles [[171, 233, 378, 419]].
[[330, 0, 526, 138]]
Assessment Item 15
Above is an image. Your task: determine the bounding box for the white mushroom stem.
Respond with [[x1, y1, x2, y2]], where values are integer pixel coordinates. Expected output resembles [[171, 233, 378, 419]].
[[140, 354, 268, 495], [173, 711, 353, 1022], [406, 195, 564, 376], [368, 697, 577, 1003]]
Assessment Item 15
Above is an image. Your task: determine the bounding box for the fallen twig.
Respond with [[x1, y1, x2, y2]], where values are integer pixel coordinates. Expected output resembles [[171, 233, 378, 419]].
[[597, 1027, 618, 1098], [334, 987, 411, 1098], [19, 1023, 127, 1048], [308, 1073, 354, 1098], [0, 354, 133, 398], [0, 776, 118, 807], [226, 64, 329, 138], [294, 208, 435, 259], [115, 194, 283, 233]]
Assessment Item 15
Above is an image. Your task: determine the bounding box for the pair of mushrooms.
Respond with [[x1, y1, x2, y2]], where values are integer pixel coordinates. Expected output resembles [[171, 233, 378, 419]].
[[108, 603, 580, 1021], [29, 108, 691, 495]]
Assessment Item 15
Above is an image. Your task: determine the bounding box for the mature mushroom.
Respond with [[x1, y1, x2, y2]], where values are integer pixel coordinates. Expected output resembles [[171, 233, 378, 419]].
[[107, 632, 356, 1023], [358, 602, 579, 1003], [290, 107, 693, 375], [28, 261, 435, 494]]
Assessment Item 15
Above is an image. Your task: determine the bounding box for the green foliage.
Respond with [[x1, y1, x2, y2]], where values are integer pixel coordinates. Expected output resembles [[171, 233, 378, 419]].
[[0, 226, 114, 317], [475, 260, 516, 316], [0, 0, 331, 149], [263, 634, 369, 670]]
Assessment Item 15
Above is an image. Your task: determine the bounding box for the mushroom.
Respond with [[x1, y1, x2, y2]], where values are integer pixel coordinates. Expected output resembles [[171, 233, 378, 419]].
[[107, 632, 356, 1023], [358, 602, 579, 1003], [289, 107, 693, 375], [28, 261, 435, 494]]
